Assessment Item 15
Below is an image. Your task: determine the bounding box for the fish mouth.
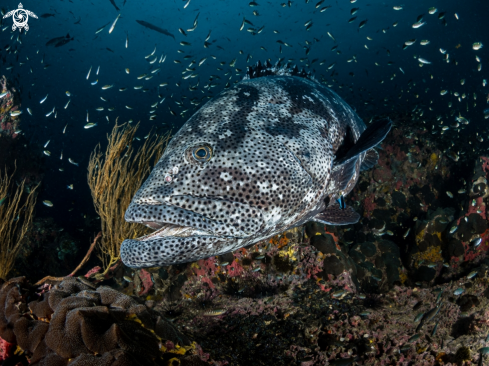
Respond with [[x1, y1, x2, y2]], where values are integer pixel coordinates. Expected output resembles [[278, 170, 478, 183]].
[[121, 208, 239, 268], [121, 196, 263, 268], [135, 222, 215, 241], [125, 195, 264, 240]]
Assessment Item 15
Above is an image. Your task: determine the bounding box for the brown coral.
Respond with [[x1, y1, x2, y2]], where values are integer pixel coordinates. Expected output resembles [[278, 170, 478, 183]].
[[0, 276, 196, 365]]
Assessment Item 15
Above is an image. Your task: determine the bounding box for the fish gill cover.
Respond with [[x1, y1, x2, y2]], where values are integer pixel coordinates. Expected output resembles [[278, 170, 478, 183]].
[[1, 0, 489, 365]]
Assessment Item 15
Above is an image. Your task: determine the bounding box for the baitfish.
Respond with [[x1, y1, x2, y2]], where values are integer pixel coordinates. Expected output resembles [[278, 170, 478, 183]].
[[121, 61, 391, 268], [46, 33, 73, 47], [135, 20, 175, 39]]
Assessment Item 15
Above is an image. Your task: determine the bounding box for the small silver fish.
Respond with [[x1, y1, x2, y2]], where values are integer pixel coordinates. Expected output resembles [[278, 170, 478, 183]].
[[108, 13, 121, 34], [407, 334, 420, 343], [453, 288, 464, 295], [480, 347, 489, 355], [203, 308, 226, 316], [403, 228, 410, 238], [45, 107, 55, 117], [414, 313, 424, 322], [472, 237, 482, 247], [332, 290, 347, 298]]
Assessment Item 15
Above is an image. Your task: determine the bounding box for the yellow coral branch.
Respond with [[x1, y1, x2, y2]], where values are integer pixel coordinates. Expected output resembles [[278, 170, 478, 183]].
[[0, 166, 38, 280], [87, 120, 171, 274]]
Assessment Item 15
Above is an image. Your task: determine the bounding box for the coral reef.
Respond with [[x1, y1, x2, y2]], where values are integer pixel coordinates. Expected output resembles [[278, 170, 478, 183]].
[[0, 75, 43, 194], [0, 75, 20, 139], [0, 276, 208, 365], [83, 231, 489, 366]]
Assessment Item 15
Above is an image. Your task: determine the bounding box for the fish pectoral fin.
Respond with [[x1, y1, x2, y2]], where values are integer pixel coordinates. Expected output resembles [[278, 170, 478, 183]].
[[335, 118, 392, 166], [312, 203, 360, 225], [360, 148, 379, 171], [329, 156, 358, 192]]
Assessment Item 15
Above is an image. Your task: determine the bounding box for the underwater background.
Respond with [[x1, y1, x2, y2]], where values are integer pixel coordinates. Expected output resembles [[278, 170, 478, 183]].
[[1, 0, 489, 365]]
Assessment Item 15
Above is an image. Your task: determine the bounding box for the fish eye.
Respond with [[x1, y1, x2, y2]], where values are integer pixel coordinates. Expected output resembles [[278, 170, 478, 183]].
[[191, 145, 212, 162]]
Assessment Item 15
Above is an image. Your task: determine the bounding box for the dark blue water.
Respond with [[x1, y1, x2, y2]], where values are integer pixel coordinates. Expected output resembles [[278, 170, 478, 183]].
[[1, 0, 488, 243]]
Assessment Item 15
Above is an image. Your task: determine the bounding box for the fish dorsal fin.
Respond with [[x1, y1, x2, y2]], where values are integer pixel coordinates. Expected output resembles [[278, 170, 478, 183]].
[[360, 148, 379, 171], [312, 202, 360, 225], [334, 119, 392, 167], [244, 60, 316, 81]]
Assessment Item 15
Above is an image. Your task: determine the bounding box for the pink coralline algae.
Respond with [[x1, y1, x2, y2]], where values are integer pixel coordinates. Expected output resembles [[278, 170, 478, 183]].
[[83, 265, 102, 278], [467, 196, 486, 219], [482, 156, 489, 173], [363, 194, 377, 218], [372, 155, 393, 183], [224, 259, 245, 277], [0, 336, 15, 362], [137, 268, 154, 296], [193, 258, 218, 278]]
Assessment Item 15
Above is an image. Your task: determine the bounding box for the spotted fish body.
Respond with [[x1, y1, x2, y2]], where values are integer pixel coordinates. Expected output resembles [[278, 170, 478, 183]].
[[122, 63, 391, 268]]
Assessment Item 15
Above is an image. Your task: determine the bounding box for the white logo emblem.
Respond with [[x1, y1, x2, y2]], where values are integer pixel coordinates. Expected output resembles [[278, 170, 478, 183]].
[[3, 3, 38, 32]]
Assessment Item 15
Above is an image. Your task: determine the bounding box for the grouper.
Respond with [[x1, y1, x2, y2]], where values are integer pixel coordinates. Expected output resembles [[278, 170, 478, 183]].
[[121, 61, 391, 268]]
